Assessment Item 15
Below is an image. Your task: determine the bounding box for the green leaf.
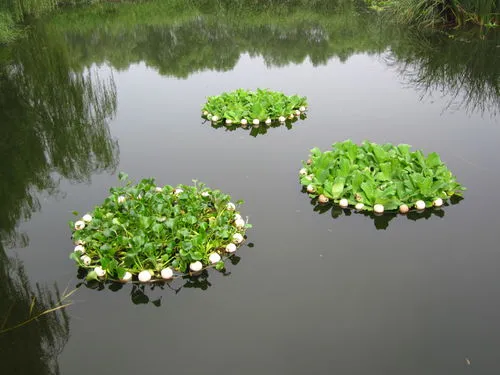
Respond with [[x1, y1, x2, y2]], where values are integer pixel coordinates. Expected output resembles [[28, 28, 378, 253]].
[[331, 177, 346, 199], [379, 162, 392, 180], [426, 152, 442, 168], [337, 159, 351, 178], [86, 271, 98, 281], [140, 216, 152, 229], [165, 218, 175, 229], [152, 223, 163, 234], [360, 182, 375, 204]]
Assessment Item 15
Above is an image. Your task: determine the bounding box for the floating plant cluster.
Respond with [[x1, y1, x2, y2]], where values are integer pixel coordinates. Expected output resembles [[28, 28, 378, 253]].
[[201, 88, 308, 125], [69, 174, 250, 282], [67, 87, 468, 285], [299, 140, 465, 213]]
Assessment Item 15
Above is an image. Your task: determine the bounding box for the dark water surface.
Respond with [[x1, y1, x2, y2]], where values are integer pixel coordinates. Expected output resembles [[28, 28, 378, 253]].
[[1, 1, 499, 374]]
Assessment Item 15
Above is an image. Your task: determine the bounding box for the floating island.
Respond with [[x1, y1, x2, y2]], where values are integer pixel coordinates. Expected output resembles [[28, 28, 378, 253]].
[[299, 140, 465, 214], [70, 174, 251, 282]]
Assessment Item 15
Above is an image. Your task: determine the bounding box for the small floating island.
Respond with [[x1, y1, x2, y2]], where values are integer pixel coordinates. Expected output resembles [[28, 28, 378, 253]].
[[300, 140, 465, 214], [202, 88, 308, 126], [70, 173, 251, 282]]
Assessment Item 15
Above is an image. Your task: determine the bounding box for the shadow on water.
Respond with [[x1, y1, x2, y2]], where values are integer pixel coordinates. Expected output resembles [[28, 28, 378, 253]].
[[206, 115, 305, 137], [75, 253, 245, 307], [308, 192, 464, 230], [42, 0, 499, 117], [0, 19, 119, 375]]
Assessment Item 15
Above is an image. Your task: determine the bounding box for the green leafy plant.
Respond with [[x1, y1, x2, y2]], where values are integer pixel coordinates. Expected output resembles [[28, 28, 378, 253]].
[[69, 173, 251, 282], [202, 88, 308, 125], [299, 140, 465, 213], [369, 0, 499, 30]]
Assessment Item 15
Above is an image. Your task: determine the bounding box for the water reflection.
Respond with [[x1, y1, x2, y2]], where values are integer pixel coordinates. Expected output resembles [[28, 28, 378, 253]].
[[46, 0, 498, 116], [0, 246, 70, 375], [0, 20, 119, 375], [48, 0, 373, 74], [385, 29, 500, 116], [307, 192, 463, 230], [207, 116, 304, 137], [77, 255, 243, 307], [0, 25, 119, 244]]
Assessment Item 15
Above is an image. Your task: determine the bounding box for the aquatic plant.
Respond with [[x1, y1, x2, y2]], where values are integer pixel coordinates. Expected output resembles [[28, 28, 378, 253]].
[[202, 88, 308, 125], [300, 140, 465, 213], [69, 173, 251, 282]]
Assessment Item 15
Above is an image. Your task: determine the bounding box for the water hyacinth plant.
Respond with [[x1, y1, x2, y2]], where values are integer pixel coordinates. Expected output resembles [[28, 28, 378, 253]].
[[69, 173, 251, 282], [300, 140, 465, 213], [202, 88, 308, 125]]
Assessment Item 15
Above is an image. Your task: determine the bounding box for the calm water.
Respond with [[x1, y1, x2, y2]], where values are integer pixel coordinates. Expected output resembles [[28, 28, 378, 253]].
[[1, 1, 499, 374]]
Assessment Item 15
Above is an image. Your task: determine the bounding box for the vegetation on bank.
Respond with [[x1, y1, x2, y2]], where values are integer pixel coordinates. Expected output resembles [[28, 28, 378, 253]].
[[1, 0, 498, 44], [0, 0, 109, 43], [366, 0, 498, 30], [2, 1, 497, 117]]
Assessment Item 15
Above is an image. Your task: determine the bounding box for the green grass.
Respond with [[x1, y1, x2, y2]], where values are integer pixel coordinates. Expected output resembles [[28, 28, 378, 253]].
[[370, 0, 499, 29], [0, 11, 19, 44]]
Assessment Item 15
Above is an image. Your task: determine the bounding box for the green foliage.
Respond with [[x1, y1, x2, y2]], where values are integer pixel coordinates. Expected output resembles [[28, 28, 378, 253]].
[[69, 175, 250, 281], [0, 11, 18, 44], [202, 88, 308, 125], [369, 0, 499, 30], [25, 0, 495, 116], [0, 0, 150, 43], [300, 140, 465, 212]]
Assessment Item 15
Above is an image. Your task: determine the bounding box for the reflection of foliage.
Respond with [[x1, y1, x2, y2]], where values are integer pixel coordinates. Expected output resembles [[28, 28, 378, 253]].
[[78, 254, 243, 306], [0, 247, 70, 375], [47, 0, 382, 75], [0, 21, 117, 373], [42, 0, 498, 116], [386, 28, 500, 116], [309, 191, 463, 230], [0, 24, 118, 243], [208, 115, 304, 137]]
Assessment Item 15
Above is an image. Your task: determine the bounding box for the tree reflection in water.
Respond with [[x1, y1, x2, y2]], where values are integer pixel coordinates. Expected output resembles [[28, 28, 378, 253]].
[[0, 22, 118, 375]]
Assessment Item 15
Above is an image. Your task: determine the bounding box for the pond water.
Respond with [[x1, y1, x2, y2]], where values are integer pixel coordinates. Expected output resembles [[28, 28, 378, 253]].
[[1, 1, 499, 374]]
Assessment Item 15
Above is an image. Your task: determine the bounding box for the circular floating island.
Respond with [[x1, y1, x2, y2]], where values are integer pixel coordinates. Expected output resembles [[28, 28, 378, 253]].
[[70, 174, 251, 282], [202, 88, 308, 126], [299, 140, 465, 213]]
